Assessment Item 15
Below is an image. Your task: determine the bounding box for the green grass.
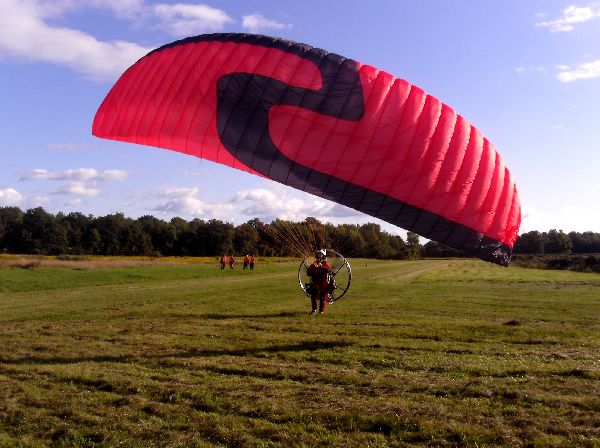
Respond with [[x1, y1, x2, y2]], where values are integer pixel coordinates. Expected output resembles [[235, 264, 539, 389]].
[[1, 258, 599, 447]]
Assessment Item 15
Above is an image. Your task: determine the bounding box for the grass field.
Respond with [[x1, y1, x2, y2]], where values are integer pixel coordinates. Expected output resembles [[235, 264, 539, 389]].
[[0, 257, 599, 447]]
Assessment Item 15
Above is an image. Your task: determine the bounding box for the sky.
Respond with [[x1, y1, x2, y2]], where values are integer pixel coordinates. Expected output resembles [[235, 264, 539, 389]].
[[1, 0, 599, 237]]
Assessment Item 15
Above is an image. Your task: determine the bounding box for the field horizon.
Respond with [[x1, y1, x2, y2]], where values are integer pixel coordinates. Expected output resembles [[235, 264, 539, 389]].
[[1, 257, 599, 447]]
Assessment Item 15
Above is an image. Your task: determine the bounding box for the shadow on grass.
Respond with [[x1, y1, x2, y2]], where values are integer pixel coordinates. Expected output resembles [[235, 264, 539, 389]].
[[0, 340, 353, 366], [199, 311, 304, 319]]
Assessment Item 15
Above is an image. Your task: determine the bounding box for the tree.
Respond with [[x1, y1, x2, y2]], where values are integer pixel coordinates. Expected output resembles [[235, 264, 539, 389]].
[[388, 234, 408, 259], [62, 212, 93, 254], [422, 241, 462, 258], [360, 223, 388, 258], [334, 224, 366, 258], [514, 231, 545, 254], [234, 221, 259, 255], [170, 217, 191, 255], [83, 227, 101, 254], [119, 219, 151, 255], [21, 208, 68, 255], [406, 232, 422, 259], [204, 219, 234, 255], [0, 207, 24, 253], [138, 215, 176, 256], [568, 231, 600, 253], [545, 229, 572, 254], [93, 213, 124, 255], [93, 213, 151, 256]]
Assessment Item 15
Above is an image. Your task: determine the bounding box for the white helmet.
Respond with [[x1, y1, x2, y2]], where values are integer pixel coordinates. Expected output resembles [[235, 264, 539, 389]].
[[315, 249, 326, 258]]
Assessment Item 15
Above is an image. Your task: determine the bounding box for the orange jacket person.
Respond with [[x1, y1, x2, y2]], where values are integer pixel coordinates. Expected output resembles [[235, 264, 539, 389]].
[[220, 255, 226, 270], [229, 255, 235, 269], [243, 254, 250, 269], [306, 249, 332, 314], [250, 255, 255, 270]]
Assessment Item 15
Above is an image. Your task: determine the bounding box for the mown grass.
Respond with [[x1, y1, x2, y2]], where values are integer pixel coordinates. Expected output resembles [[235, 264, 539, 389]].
[[0, 258, 599, 447]]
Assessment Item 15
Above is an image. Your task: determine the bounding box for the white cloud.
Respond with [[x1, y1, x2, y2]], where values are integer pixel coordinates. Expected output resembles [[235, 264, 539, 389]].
[[0, 1, 295, 79], [182, 170, 203, 177], [20, 168, 128, 182], [556, 60, 600, 82], [89, 0, 145, 19], [153, 187, 235, 217], [516, 65, 546, 74], [152, 186, 360, 222], [54, 182, 100, 197], [20, 168, 128, 198], [160, 186, 201, 198], [154, 3, 234, 37], [30, 196, 50, 207], [45, 143, 95, 151], [0, 188, 23, 206], [37, 0, 146, 19], [242, 13, 290, 33], [0, 0, 152, 81], [102, 170, 129, 181], [234, 188, 342, 220], [64, 198, 84, 206], [536, 4, 600, 32]]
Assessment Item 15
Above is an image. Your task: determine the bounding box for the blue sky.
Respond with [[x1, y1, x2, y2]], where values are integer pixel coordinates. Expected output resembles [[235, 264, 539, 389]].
[[1, 0, 599, 236]]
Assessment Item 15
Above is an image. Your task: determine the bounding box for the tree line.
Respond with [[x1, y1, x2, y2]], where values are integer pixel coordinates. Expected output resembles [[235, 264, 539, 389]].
[[0, 207, 598, 258], [513, 229, 600, 254], [0, 207, 420, 259]]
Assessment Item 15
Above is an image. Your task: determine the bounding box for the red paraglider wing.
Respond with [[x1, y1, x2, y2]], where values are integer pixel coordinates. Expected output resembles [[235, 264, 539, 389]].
[[93, 33, 521, 265]]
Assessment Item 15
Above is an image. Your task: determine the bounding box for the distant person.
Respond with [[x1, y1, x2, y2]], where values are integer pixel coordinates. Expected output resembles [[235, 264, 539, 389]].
[[220, 255, 226, 270], [250, 255, 256, 270], [229, 255, 235, 269], [243, 254, 250, 270], [306, 249, 332, 314]]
